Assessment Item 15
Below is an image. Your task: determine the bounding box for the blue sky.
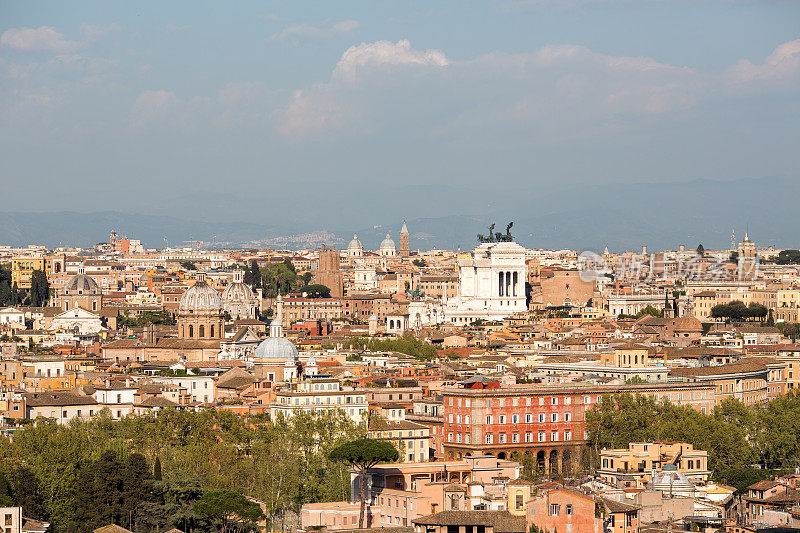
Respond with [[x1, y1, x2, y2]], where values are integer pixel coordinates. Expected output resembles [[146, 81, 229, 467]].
[[1, 0, 799, 223]]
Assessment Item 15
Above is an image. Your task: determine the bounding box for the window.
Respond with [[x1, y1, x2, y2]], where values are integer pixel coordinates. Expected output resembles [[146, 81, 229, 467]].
[[486, 415, 493, 425], [512, 433, 519, 443], [565, 430, 572, 441], [564, 413, 571, 422], [525, 414, 532, 423], [485, 434, 493, 444], [448, 433, 453, 442], [566, 504, 573, 515], [538, 414, 545, 423], [549, 504, 560, 516], [539, 398, 545, 406], [551, 397, 558, 406], [498, 415, 506, 424], [499, 433, 507, 444], [456, 433, 462, 443], [551, 431, 558, 441], [538, 432, 545, 442], [465, 415, 470, 424], [511, 414, 519, 424], [551, 413, 558, 422], [516, 493, 524, 510], [449, 414, 453, 423], [525, 432, 532, 442]]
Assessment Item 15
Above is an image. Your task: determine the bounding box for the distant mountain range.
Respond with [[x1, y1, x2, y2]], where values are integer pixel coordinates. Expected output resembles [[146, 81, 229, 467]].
[[1, 176, 796, 252]]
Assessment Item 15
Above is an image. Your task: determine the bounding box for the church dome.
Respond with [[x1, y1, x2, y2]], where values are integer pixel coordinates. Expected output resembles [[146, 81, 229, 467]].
[[179, 279, 223, 314], [254, 336, 298, 361], [380, 234, 396, 250], [671, 316, 702, 332], [651, 468, 695, 494], [64, 272, 100, 295], [222, 281, 255, 305], [348, 234, 363, 251]]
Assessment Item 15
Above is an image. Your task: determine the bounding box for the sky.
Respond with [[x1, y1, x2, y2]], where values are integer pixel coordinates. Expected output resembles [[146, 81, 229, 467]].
[[1, 1, 799, 227]]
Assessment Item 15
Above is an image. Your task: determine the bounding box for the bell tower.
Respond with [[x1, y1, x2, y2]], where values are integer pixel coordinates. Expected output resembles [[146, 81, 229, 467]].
[[398, 220, 410, 257]]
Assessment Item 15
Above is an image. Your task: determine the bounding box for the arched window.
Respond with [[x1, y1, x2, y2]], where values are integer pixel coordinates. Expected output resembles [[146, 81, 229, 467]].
[[188, 325, 194, 338], [499, 272, 504, 297], [199, 325, 205, 338], [210, 325, 215, 338]]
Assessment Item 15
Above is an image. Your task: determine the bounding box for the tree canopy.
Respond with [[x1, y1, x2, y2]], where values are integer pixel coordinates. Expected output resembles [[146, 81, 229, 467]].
[[329, 438, 399, 469], [586, 391, 800, 489], [0, 408, 361, 532], [774, 249, 800, 265], [711, 300, 768, 322], [329, 439, 398, 528], [29, 270, 50, 307], [301, 284, 331, 298], [195, 490, 264, 533], [342, 334, 438, 361]]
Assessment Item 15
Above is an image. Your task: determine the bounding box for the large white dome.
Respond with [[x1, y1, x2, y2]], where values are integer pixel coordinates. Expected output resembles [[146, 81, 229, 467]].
[[348, 234, 363, 251], [380, 234, 396, 250], [222, 281, 255, 304], [651, 468, 695, 494], [254, 337, 298, 361], [179, 280, 223, 314]]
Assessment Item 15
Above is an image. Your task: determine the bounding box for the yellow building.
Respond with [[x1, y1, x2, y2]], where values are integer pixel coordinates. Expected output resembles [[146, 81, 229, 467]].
[[776, 289, 800, 322], [11, 254, 64, 289], [599, 441, 709, 488]]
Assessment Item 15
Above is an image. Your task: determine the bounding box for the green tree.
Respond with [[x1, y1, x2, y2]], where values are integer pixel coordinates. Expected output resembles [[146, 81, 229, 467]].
[[10, 282, 19, 305], [696, 244, 705, 257], [194, 490, 264, 533], [774, 249, 800, 265], [634, 306, 663, 319], [302, 284, 331, 298], [29, 270, 50, 307], [180, 261, 197, 270], [329, 439, 398, 528]]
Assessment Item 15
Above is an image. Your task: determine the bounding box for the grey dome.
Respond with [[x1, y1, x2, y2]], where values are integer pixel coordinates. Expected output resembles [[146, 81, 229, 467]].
[[651, 469, 694, 494], [179, 280, 223, 314], [254, 336, 298, 361], [348, 234, 363, 251], [64, 273, 100, 295], [380, 234, 396, 250], [222, 281, 255, 304]]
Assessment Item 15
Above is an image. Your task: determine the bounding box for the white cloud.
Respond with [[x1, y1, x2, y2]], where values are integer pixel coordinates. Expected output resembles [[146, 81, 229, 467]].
[[726, 38, 800, 86], [268, 20, 359, 43], [1, 26, 80, 53], [81, 23, 122, 42], [129, 90, 180, 129], [275, 88, 349, 138], [333, 39, 448, 82]]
